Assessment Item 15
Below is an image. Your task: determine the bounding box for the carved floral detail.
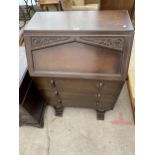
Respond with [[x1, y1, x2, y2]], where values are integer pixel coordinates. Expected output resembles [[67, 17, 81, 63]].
[[31, 36, 72, 50], [79, 37, 124, 51], [31, 36, 124, 51]]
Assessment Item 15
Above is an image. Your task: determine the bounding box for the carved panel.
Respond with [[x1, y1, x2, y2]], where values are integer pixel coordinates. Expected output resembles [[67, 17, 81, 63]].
[[31, 36, 124, 51], [31, 36, 74, 50], [78, 37, 124, 51]]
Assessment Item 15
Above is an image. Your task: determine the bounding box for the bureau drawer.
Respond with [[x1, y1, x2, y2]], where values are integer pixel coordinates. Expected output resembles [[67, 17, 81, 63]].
[[60, 92, 96, 108], [38, 88, 118, 110], [55, 79, 123, 95], [33, 77, 123, 95], [33, 77, 101, 92], [60, 92, 117, 109], [38, 89, 96, 108]]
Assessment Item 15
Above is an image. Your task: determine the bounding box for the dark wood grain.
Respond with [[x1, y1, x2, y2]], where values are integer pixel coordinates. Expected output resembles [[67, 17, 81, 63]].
[[33, 77, 123, 95], [24, 11, 134, 32], [32, 42, 122, 74], [24, 11, 134, 120]]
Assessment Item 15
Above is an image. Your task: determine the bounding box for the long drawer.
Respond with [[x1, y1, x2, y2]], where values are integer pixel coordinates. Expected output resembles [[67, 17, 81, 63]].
[[60, 92, 117, 109], [33, 77, 123, 95]]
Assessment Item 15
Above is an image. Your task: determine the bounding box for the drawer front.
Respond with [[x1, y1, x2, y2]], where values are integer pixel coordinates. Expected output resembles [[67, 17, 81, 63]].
[[55, 79, 101, 94], [60, 92, 117, 109], [55, 79, 123, 95], [60, 94, 96, 108], [38, 89, 118, 110], [38, 89, 96, 107], [33, 77, 123, 95], [34, 78, 122, 110]]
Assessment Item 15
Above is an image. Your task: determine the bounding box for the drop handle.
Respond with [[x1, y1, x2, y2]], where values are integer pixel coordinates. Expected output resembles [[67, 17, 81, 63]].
[[97, 82, 104, 88], [96, 93, 101, 98], [50, 80, 56, 87], [96, 102, 99, 107], [54, 90, 59, 96], [99, 82, 103, 87]]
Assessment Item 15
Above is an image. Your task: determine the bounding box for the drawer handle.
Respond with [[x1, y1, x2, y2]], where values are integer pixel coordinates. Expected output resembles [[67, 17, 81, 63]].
[[54, 90, 59, 96], [96, 102, 102, 110], [50, 80, 56, 87], [96, 93, 101, 98], [99, 82, 103, 87], [96, 102, 99, 107], [97, 82, 104, 88]]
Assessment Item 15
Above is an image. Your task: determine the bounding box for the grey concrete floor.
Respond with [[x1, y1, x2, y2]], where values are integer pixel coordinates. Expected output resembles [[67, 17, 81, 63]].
[[19, 83, 135, 155]]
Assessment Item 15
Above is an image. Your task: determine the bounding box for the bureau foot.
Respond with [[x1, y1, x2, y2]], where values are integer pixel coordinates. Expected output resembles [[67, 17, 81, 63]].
[[54, 107, 64, 117], [96, 109, 105, 120]]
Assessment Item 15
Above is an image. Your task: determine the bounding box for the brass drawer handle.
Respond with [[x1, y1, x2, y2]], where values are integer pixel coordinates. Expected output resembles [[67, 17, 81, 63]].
[[96, 81, 104, 88], [96, 102, 102, 110], [96, 93, 101, 98], [99, 82, 103, 87], [50, 79, 56, 87], [54, 90, 59, 96], [96, 102, 99, 106]]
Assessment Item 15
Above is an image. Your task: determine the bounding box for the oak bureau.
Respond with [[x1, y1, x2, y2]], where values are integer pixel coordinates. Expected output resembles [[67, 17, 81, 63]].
[[24, 11, 134, 120]]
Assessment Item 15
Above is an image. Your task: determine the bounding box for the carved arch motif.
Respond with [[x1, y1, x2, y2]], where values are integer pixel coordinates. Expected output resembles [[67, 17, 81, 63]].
[[78, 37, 124, 51], [31, 36, 124, 52], [31, 36, 74, 50]]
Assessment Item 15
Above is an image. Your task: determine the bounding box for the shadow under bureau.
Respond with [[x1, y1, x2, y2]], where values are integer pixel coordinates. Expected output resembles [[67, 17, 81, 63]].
[[24, 10, 134, 120]]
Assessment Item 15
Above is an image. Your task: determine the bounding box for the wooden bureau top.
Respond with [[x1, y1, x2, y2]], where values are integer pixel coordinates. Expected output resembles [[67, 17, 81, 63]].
[[24, 10, 134, 33]]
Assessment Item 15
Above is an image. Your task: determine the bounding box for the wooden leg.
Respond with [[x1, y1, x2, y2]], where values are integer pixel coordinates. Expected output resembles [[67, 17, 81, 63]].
[[96, 109, 105, 120], [54, 100, 64, 116], [54, 106, 64, 116]]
